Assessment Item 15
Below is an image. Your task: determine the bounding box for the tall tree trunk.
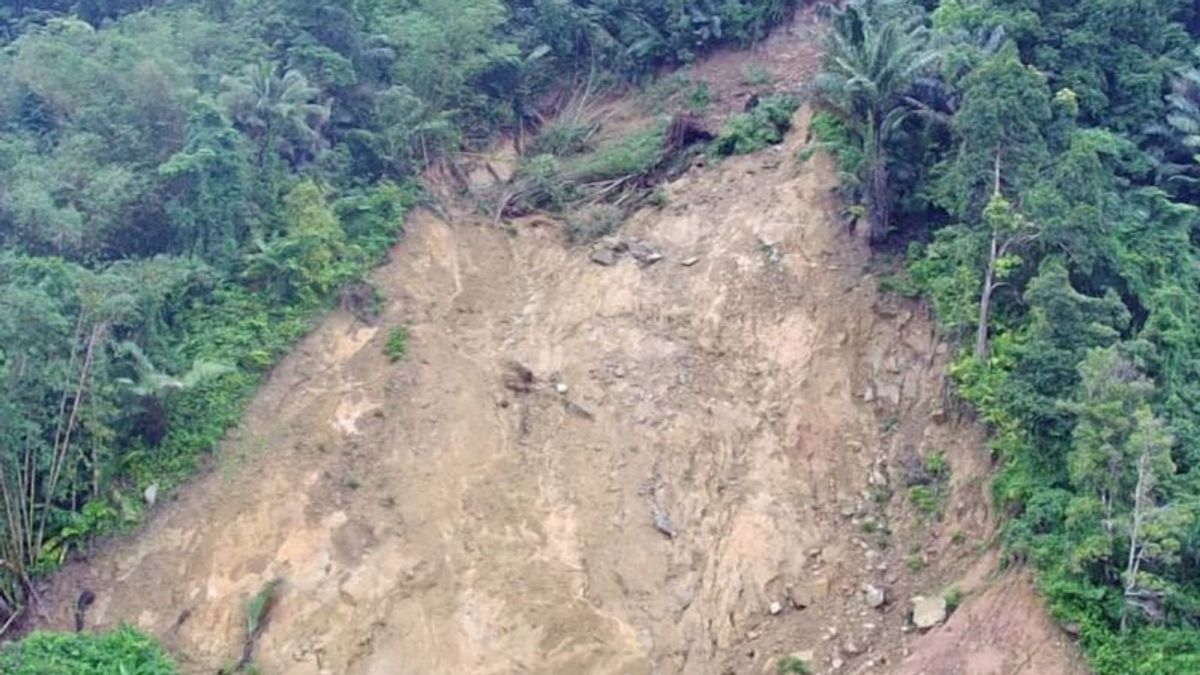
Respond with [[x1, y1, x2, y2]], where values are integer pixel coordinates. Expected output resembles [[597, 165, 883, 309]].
[[976, 231, 999, 359], [1122, 451, 1151, 632], [866, 114, 889, 244]]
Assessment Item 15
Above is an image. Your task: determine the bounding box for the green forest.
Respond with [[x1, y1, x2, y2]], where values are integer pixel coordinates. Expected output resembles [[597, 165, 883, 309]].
[[2, 0, 1200, 672], [812, 0, 1200, 672]]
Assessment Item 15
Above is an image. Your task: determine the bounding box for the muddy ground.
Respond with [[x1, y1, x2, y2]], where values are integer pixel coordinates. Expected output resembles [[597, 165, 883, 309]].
[[37, 12, 1086, 675]]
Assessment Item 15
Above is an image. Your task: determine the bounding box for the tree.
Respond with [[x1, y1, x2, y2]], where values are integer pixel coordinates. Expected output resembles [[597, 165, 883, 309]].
[[1065, 348, 1193, 629], [813, 0, 939, 242], [219, 62, 330, 168], [933, 44, 1051, 221], [158, 101, 251, 268], [974, 181, 1036, 358]]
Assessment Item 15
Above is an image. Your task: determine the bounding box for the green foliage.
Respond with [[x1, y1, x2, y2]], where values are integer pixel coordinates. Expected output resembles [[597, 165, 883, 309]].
[[818, 0, 1200, 670], [686, 81, 713, 112], [742, 63, 774, 86], [775, 655, 811, 674], [944, 586, 963, 612], [511, 123, 670, 213], [714, 95, 799, 155], [0, 626, 176, 675], [909, 485, 941, 519], [812, 0, 940, 241], [384, 327, 410, 362], [246, 579, 281, 638]]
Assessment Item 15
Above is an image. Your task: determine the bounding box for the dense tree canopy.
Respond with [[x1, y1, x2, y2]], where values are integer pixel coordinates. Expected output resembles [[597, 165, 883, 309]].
[[816, 0, 1200, 671]]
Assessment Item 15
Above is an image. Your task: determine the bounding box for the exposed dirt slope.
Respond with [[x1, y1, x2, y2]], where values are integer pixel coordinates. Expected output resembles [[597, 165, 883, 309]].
[[39, 108, 1083, 675], [38, 14, 1086, 674]]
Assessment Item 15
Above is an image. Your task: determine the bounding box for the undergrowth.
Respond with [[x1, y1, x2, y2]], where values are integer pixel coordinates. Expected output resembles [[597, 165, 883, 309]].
[[0, 626, 176, 674], [714, 95, 799, 155]]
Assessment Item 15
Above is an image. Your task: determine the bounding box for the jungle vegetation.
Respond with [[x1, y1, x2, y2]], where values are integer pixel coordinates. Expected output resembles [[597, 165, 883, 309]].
[[813, 0, 1200, 671]]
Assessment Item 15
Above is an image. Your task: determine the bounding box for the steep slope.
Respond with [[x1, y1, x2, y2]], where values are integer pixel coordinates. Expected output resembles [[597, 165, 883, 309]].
[[36, 105, 1084, 675]]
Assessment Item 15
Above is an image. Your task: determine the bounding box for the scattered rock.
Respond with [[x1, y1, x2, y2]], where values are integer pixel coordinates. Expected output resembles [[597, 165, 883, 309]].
[[863, 584, 886, 609], [143, 483, 159, 507], [590, 248, 618, 266], [555, 382, 569, 394], [832, 657, 844, 669], [875, 381, 902, 406], [651, 508, 677, 539], [911, 595, 948, 629], [627, 240, 663, 266], [769, 601, 783, 616], [613, 365, 626, 378], [681, 256, 700, 267], [789, 577, 830, 609], [841, 640, 863, 656]]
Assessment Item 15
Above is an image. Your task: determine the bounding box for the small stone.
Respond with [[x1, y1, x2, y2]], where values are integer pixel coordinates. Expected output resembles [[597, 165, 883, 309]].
[[613, 365, 626, 378], [911, 595, 948, 629], [681, 256, 700, 267], [841, 640, 863, 656], [590, 248, 618, 266], [555, 383, 569, 394], [863, 584, 886, 609], [143, 483, 159, 507], [769, 601, 783, 615], [832, 657, 844, 669]]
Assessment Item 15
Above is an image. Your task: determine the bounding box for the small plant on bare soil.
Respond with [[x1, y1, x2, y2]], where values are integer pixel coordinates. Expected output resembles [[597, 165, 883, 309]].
[[776, 655, 812, 674], [743, 63, 774, 86], [384, 326, 410, 362]]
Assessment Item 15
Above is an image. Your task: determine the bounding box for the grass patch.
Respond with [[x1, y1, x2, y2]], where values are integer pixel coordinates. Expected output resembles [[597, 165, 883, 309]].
[[0, 626, 176, 674], [776, 655, 812, 674]]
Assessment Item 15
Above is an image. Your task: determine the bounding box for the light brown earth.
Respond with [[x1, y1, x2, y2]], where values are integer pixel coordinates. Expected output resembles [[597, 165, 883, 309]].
[[37, 12, 1087, 675]]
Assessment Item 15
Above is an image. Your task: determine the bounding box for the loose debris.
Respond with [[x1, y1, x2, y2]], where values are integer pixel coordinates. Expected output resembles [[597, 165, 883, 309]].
[[589, 236, 665, 267]]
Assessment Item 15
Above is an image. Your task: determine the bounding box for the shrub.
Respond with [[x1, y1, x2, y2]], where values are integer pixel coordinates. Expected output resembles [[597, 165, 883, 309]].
[[0, 626, 176, 675], [565, 204, 626, 244], [384, 327, 410, 362], [714, 95, 799, 155], [743, 63, 774, 86]]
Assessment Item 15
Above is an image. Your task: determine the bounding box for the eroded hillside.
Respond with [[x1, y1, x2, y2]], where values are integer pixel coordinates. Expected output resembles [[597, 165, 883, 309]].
[[37, 17, 1086, 675], [36, 112, 1081, 675]]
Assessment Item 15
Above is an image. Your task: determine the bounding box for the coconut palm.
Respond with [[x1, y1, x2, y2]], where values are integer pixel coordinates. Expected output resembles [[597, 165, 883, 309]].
[[813, 0, 939, 243], [1166, 52, 1200, 158], [219, 62, 330, 167]]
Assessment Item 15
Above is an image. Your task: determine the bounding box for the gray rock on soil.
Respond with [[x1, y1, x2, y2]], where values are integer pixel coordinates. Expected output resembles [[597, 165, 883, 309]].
[[911, 595, 948, 629], [590, 248, 618, 266], [863, 583, 886, 609]]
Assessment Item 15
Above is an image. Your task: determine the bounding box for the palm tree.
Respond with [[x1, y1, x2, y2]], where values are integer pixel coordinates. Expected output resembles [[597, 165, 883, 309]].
[[813, 1, 939, 243], [1166, 51, 1200, 160], [219, 62, 330, 167]]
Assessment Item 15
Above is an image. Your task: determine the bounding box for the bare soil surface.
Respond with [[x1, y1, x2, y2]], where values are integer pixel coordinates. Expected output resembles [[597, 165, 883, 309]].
[[38, 13, 1087, 675]]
